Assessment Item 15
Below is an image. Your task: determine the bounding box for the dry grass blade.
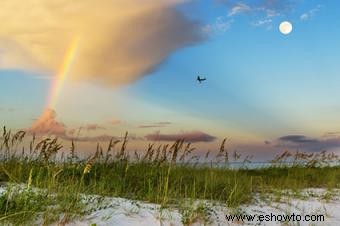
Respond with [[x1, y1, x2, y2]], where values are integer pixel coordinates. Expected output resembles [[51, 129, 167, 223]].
[[171, 139, 184, 164], [105, 138, 120, 163], [70, 140, 76, 159], [118, 132, 128, 159], [153, 144, 162, 162], [11, 130, 26, 147], [83, 155, 97, 175], [160, 144, 169, 163]]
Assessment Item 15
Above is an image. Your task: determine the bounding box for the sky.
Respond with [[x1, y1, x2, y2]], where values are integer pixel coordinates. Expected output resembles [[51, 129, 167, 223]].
[[1, 0, 340, 160]]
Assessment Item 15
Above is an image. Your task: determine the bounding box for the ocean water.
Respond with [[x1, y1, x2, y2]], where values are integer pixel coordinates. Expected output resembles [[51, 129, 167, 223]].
[[185, 161, 340, 169]]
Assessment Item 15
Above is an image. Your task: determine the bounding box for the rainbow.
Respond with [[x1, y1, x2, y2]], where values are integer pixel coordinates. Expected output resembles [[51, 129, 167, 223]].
[[46, 37, 79, 110]]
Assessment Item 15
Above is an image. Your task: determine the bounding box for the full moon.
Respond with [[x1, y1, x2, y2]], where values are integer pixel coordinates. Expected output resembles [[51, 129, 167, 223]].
[[279, 21, 293, 35]]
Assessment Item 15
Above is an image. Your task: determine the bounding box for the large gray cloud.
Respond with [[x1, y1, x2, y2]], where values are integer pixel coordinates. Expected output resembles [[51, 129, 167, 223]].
[[0, 0, 205, 86]]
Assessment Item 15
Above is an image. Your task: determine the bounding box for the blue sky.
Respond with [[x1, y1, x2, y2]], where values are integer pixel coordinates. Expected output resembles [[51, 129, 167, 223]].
[[133, 0, 340, 136], [1, 0, 340, 158]]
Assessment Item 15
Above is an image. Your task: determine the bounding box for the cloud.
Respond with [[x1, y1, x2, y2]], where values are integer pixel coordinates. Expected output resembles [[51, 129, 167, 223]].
[[138, 125, 164, 129], [225, 0, 297, 26], [64, 133, 143, 142], [29, 111, 104, 136], [278, 135, 319, 144], [264, 140, 271, 145], [203, 17, 233, 35], [27, 109, 135, 142], [323, 132, 340, 138], [228, 3, 251, 17], [145, 131, 216, 142], [28, 109, 67, 136], [222, 0, 296, 30], [255, 0, 295, 16], [138, 121, 172, 129], [0, 0, 205, 86], [226, 0, 295, 19], [64, 134, 114, 142], [300, 5, 322, 21], [276, 134, 340, 152], [84, 124, 105, 131], [252, 19, 272, 27], [155, 122, 172, 125]]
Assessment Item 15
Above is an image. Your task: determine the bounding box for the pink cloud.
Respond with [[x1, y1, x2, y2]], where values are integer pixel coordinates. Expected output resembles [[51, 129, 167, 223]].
[[145, 131, 216, 143], [28, 109, 67, 136], [84, 124, 105, 131], [27, 110, 143, 143]]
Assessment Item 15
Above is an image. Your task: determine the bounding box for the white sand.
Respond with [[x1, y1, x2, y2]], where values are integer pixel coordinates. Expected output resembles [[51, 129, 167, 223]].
[[1, 186, 339, 225], [68, 189, 340, 226]]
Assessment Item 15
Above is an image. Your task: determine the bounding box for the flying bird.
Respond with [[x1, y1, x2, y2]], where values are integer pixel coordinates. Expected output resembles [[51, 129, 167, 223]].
[[197, 75, 206, 83]]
